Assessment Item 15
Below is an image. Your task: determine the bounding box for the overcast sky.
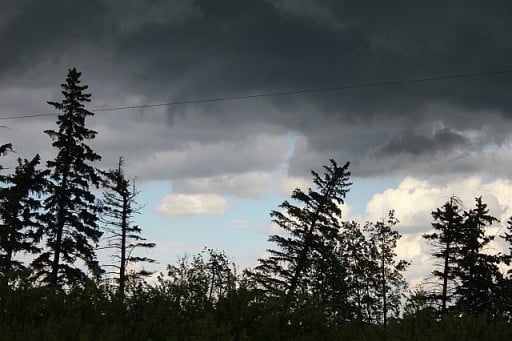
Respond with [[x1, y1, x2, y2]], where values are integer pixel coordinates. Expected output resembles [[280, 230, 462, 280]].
[[2, 0, 512, 286]]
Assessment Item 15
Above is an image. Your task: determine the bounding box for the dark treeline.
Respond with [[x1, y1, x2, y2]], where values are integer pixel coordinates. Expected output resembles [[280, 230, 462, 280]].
[[1, 70, 512, 339]]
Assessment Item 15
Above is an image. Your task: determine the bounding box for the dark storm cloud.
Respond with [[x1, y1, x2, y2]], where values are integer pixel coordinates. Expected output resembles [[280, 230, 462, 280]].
[[2, 0, 512, 180], [109, 0, 512, 118], [371, 128, 469, 158]]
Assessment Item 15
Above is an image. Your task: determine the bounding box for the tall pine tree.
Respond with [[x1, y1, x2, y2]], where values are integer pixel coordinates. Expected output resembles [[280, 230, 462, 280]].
[[423, 196, 464, 314], [32, 68, 102, 287], [456, 197, 501, 316], [250, 159, 351, 314]]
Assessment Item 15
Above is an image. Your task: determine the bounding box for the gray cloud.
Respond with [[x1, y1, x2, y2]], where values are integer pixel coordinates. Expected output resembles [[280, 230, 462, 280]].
[[173, 172, 271, 198], [371, 128, 469, 158], [128, 134, 288, 180], [2, 1, 512, 181]]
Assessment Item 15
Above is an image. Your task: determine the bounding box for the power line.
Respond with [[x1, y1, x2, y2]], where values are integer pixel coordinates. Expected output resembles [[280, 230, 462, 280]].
[[1, 69, 512, 120]]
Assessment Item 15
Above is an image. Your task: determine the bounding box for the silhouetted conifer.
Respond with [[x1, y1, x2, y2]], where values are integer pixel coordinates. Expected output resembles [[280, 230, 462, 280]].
[[423, 196, 464, 314], [456, 197, 501, 316], [250, 159, 351, 314], [500, 217, 512, 317], [0, 155, 47, 283], [32, 68, 102, 287], [101, 157, 155, 297]]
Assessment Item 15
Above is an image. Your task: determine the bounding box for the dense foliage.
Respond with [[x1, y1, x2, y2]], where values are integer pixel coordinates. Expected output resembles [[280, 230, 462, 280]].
[[1, 69, 512, 339]]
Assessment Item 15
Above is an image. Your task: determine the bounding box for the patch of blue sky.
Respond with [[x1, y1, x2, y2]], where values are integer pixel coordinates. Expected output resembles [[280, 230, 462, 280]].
[[135, 180, 283, 269], [349, 175, 403, 217]]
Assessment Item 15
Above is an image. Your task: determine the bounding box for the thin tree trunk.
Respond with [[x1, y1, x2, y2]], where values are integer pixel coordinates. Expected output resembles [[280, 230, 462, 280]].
[[283, 182, 335, 312], [381, 247, 387, 327], [119, 194, 128, 298], [50, 214, 64, 286], [441, 242, 450, 314], [50, 174, 68, 287]]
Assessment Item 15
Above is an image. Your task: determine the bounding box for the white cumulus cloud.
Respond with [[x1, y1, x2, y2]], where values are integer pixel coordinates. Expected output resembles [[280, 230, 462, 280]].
[[362, 175, 512, 287], [156, 194, 228, 218], [364, 176, 511, 232]]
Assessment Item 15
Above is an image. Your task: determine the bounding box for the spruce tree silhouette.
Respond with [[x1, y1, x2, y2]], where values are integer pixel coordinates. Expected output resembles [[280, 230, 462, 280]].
[[32, 68, 102, 287], [423, 196, 464, 314], [456, 197, 501, 315], [425, 197, 502, 316], [250, 159, 351, 316]]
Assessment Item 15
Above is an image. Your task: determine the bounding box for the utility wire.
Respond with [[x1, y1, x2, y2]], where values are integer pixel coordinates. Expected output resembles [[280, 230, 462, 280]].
[[1, 69, 512, 120]]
